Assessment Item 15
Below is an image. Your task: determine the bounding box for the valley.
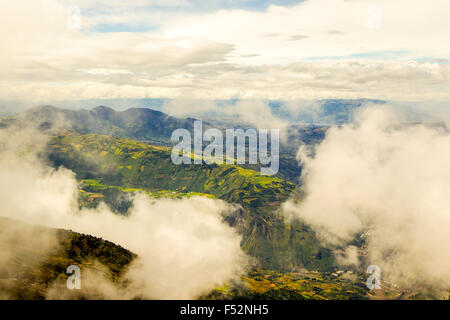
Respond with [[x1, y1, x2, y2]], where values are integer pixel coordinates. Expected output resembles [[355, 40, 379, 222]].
[[0, 105, 445, 300]]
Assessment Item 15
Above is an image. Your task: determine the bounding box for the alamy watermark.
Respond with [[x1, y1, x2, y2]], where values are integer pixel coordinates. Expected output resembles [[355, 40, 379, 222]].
[[66, 265, 81, 290], [171, 121, 279, 175], [366, 265, 382, 290], [67, 5, 81, 30], [367, 5, 382, 30]]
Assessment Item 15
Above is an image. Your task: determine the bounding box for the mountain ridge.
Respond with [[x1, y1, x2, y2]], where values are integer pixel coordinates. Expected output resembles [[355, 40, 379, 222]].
[[2, 104, 206, 146]]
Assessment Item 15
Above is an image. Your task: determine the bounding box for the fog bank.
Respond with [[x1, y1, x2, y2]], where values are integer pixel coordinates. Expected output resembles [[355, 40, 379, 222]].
[[283, 106, 450, 291]]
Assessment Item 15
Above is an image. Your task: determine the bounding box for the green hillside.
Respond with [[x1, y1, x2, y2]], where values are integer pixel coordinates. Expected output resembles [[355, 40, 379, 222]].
[[0, 105, 326, 182], [46, 131, 334, 271], [78, 178, 215, 214], [0, 217, 135, 300]]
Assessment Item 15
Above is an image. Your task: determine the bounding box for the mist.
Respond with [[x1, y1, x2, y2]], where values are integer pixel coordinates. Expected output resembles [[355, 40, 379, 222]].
[[0, 125, 247, 299], [163, 99, 290, 130], [282, 106, 450, 292]]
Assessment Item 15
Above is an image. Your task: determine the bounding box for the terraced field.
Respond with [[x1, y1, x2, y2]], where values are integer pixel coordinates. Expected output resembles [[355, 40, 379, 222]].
[[206, 268, 369, 300]]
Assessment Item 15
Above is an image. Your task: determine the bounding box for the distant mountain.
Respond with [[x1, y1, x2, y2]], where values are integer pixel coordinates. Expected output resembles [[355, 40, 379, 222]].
[[0, 105, 326, 182], [2, 105, 205, 145], [270, 99, 386, 125], [318, 99, 386, 124]]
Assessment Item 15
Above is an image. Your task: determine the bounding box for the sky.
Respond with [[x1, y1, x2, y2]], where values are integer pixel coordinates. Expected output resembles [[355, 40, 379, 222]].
[[1, 0, 450, 104]]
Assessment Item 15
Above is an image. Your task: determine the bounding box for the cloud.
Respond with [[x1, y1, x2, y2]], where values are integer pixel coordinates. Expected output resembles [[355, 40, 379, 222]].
[[289, 34, 308, 41], [0, 0, 233, 100], [282, 106, 450, 292], [162, 0, 450, 64], [328, 30, 343, 35], [162, 99, 290, 132], [263, 33, 281, 38], [0, 124, 247, 299], [335, 246, 360, 268], [1, 0, 450, 103]]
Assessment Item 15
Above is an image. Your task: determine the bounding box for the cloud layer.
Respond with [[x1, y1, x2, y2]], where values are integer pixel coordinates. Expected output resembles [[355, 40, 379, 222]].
[[1, 0, 449, 103], [282, 106, 450, 292]]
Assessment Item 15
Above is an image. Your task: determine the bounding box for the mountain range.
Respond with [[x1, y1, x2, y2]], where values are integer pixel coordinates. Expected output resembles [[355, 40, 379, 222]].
[[1, 103, 437, 300]]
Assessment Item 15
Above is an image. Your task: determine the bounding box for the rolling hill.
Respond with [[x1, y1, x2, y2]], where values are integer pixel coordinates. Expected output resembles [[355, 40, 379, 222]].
[[1, 105, 205, 145], [0, 105, 329, 182], [45, 131, 334, 272], [0, 217, 135, 299]]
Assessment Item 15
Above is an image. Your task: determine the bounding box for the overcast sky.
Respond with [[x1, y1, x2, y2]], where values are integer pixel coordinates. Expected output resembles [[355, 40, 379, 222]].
[[1, 0, 449, 103]]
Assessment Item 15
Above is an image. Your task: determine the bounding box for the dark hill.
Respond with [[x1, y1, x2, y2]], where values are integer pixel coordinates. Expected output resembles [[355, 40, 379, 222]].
[[0, 216, 135, 299], [2, 105, 206, 145]]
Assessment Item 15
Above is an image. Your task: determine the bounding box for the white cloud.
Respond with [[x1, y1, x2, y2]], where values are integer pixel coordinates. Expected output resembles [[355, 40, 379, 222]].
[[163, 99, 289, 130], [282, 106, 450, 291], [161, 0, 450, 64], [0, 0, 449, 104]]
